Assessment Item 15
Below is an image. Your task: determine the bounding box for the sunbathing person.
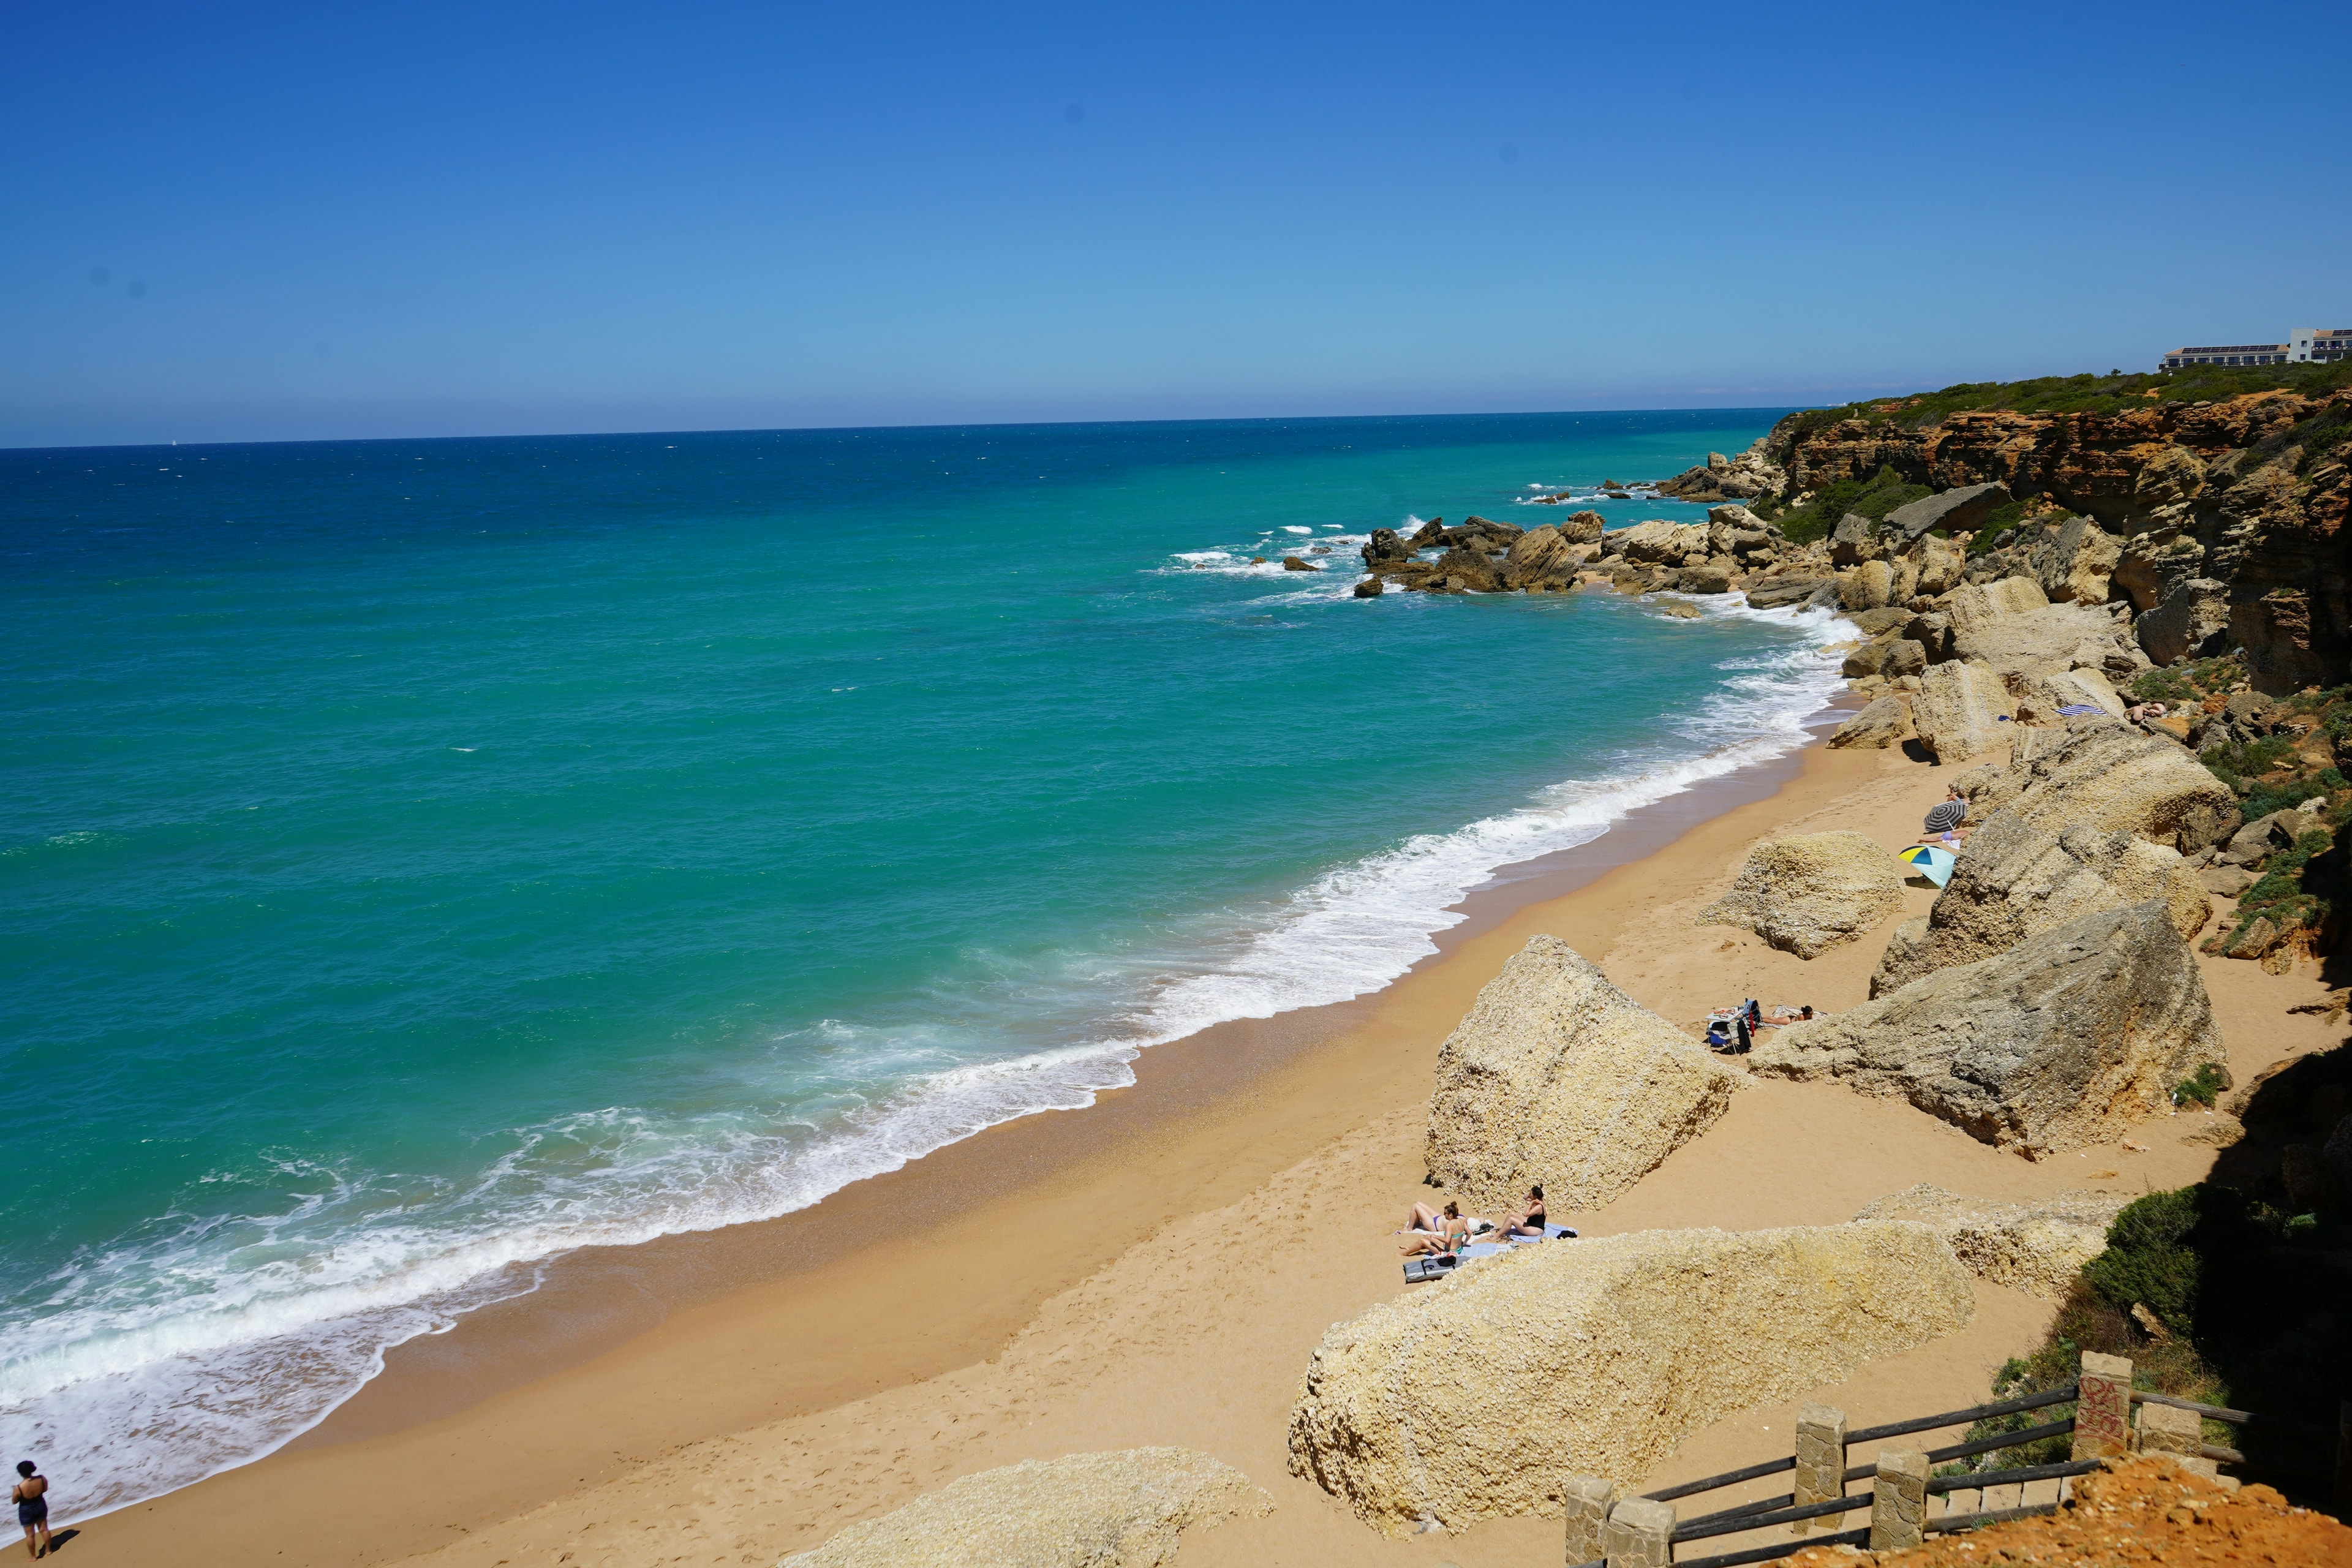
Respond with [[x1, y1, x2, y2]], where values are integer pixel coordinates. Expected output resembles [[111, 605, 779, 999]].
[[1503, 1184, 1547, 1237], [1922, 786, 1970, 845], [1398, 1203, 1472, 1257]]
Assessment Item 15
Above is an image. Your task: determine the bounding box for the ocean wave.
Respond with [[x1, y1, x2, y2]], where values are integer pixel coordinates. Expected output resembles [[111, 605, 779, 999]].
[[6, 590, 1846, 1525]]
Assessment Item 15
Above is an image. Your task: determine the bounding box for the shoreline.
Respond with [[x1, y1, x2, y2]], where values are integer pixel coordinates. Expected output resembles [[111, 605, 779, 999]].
[[75, 716, 2339, 1568], [69, 710, 1866, 1564]]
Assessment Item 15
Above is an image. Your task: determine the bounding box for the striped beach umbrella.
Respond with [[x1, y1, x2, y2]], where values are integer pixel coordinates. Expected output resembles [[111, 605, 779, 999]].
[[1896, 843, 1956, 887]]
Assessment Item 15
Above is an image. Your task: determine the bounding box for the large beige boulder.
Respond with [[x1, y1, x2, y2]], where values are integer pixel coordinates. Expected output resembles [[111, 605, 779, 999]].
[[1841, 559, 1896, 611], [781, 1449, 1270, 1568], [1286, 1223, 1974, 1533], [2006, 663, 2125, 724], [1869, 810, 2211, 995], [1852, 1185, 2128, 1297], [1698, 832, 1906, 959], [1752, 902, 2225, 1158], [1951, 601, 2136, 673], [1960, 718, 2239, 854], [1828, 695, 1911, 750], [1424, 935, 1739, 1212], [1605, 520, 1709, 565], [1502, 524, 1580, 589], [1910, 660, 2013, 763], [2030, 517, 2123, 605]]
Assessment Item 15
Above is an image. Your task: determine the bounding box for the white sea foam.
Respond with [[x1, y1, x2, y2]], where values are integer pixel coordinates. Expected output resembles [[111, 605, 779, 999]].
[[7, 584, 1847, 1525]]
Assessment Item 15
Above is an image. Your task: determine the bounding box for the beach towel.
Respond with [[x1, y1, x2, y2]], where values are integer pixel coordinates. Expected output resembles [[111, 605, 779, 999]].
[[2056, 703, 2103, 717]]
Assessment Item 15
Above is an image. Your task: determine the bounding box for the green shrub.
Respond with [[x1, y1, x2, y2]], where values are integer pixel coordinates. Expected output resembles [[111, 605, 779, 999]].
[[2241, 777, 2328, 820], [2173, 1063, 2229, 1108], [1773, 465, 1932, 545], [2083, 1189, 2209, 1337]]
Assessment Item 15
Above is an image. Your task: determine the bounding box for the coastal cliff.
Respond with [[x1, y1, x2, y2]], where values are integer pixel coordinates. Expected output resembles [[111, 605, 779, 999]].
[[1655, 366, 2352, 694]]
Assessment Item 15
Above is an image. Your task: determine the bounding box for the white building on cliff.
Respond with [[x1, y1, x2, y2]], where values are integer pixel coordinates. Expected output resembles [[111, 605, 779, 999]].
[[2160, 328, 2350, 369]]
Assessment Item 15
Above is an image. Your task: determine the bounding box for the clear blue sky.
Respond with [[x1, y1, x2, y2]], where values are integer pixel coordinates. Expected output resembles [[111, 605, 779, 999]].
[[6, 1, 2347, 448]]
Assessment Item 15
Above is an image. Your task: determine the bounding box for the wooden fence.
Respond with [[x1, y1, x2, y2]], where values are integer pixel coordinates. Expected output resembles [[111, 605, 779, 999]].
[[1559, 1354, 2348, 1568]]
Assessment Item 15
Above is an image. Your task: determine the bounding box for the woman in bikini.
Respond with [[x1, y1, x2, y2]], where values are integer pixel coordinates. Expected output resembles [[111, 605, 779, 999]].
[[13, 1462, 50, 1561], [1398, 1202, 1472, 1257]]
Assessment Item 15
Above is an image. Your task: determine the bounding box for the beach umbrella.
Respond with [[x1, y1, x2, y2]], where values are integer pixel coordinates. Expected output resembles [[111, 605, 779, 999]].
[[1897, 843, 1956, 887]]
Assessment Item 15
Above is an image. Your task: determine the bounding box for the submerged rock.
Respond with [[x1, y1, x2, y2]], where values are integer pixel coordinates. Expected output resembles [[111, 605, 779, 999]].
[[1870, 810, 2210, 995], [1423, 935, 1738, 1212], [1852, 1184, 2128, 1297], [1751, 902, 2226, 1157], [1699, 832, 1905, 959], [782, 1448, 1271, 1568], [1286, 1223, 1973, 1532]]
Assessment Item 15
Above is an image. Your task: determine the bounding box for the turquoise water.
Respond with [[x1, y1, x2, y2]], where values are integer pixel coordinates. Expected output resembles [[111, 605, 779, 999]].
[[0, 411, 1837, 1514]]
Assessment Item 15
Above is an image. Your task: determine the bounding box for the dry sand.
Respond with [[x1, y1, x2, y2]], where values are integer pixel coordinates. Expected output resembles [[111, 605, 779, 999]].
[[67, 741, 2345, 1568]]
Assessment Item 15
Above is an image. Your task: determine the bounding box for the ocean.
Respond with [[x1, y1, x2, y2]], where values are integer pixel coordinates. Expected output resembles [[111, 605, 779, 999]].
[[0, 410, 1842, 1515]]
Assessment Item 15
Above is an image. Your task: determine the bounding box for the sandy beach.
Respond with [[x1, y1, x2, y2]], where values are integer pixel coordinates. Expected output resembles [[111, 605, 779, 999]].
[[67, 736, 2340, 1568]]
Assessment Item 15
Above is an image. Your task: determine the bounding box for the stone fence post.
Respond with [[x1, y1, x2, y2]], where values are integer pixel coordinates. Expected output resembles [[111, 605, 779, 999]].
[[1792, 1403, 1847, 1534], [2134, 1399, 2214, 1476], [2072, 1352, 2133, 1460], [1564, 1474, 1616, 1566], [1869, 1449, 1928, 1553], [1600, 1495, 1674, 1568]]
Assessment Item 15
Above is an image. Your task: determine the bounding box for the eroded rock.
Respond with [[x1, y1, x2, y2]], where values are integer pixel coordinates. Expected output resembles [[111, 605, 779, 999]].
[[1700, 832, 1906, 959], [1870, 811, 2210, 995], [1959, 718, 2239, 854], [1851, 1185, 2129, 1297], [783, 1448, 1272, 1568], [1752, 902, 2226, 1158], [1910, 661, 2013, 763], [1424, 935, 1738, 1212], [1286, 1223, 1974, 1532], [1830, 695, 1912, 750]]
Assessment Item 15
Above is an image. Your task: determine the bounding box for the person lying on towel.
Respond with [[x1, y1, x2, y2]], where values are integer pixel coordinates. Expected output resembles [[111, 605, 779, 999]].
[[1922, 787, 1970, 845]]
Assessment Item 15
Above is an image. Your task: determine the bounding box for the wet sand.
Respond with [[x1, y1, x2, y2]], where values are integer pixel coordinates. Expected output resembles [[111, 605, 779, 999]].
[[70, 736, 2343, 1568]]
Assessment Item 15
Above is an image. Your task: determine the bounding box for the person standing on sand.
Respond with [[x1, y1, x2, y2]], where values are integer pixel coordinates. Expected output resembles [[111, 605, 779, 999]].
[[12, 1462, 50, 1561], [1922, 786, 1970, 845]]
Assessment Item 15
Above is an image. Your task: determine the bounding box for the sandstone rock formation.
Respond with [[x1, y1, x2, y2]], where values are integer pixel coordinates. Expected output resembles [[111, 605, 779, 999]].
[[2136, 577, 2231, 665], [1699, 832, 1906, 959], [1959, 718, 2239, 854], [1751, 902, 2225, 1157], [1424, 935, 1739, 1211], [1887, 482, 2011, 541], [1909, 660, 2013, 763], [1746, 576, 1833, 609], [1852, 1185, 2129, 1297], [1603, 519, 1709, 565], [1829, 695, 1912, 750], [1754, 390, 2349, 692], [1656, 438, 1785, 502], [2004, 663, 2124, 725], [1286, 1223, 1973, 1533], [1869, 810, 2209, 995], [1501, 524, 1581, 589], [782, 1448, 1271, 1568], [1842, 559, 1896, 611], [1557, 508, 1608, 545], [2029, 516, 2123, 605]]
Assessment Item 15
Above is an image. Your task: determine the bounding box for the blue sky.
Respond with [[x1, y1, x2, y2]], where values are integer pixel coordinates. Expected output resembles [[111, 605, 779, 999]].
[[6, 1, 2347, 447]]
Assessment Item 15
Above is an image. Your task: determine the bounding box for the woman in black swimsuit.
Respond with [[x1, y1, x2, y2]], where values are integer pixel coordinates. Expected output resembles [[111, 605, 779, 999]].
[[12, 1461, 50, 1561], [1506, 1185, 1547, 1237]]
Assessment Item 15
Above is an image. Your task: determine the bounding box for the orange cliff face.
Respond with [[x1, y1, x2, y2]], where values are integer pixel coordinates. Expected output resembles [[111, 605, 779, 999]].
[[1767, 391, 2351, 693]]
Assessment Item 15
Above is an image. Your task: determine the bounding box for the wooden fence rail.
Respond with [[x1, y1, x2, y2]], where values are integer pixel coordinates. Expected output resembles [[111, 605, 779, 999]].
[[1561, 1357, 2347, 1568]]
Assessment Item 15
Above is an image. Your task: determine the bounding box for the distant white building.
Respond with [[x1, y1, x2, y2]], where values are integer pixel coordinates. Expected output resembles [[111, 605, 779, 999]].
[[2287, 328, 2351, 363], [2160, 328, 2349, 369]]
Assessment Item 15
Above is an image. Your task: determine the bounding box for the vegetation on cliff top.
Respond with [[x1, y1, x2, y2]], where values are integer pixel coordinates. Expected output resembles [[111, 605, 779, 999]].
[[1776, 360, 2352, 448], [1949, 1181, 2348, 1494]]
